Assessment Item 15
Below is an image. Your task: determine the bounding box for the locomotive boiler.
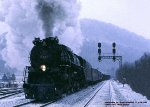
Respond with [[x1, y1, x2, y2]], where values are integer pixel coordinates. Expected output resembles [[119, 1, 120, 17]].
[[23, 37, 109, 101]]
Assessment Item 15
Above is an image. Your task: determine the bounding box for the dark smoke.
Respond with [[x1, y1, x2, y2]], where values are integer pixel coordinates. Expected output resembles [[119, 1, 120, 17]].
[[36, 0, 67, 37]]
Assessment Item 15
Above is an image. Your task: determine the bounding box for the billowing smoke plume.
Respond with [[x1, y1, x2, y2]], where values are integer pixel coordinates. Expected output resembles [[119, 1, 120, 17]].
[[0, 0, 83, 72], [36, 0, 81, 38], [36, 1, 55, 37]]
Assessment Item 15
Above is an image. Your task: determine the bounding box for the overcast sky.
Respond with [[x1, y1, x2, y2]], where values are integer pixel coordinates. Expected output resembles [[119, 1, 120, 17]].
[[0, 0, 150, 39], [0, 0, 150, 71], [79, 0, 150, 39]]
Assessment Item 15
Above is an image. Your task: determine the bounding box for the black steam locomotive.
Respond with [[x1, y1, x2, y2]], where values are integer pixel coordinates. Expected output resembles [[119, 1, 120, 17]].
[[23, 37, 110, 100]]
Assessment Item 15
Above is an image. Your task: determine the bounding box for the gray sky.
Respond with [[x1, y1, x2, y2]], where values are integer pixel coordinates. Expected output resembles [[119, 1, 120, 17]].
[[79, 0, 150, 39], [0, 0, 150, 39], [0, 0, 149, 71]]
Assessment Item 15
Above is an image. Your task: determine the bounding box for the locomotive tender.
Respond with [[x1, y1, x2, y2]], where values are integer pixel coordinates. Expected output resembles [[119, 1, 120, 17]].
[[23, 37, 110, 100]]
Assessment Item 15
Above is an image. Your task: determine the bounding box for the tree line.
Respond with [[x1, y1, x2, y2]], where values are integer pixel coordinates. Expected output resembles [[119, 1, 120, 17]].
[[116, 53, 150, 99]]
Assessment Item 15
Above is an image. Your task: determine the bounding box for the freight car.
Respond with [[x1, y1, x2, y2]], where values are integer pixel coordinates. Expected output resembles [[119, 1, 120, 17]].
[[102, 74, 111, 80], [23, 37, 110, 101]]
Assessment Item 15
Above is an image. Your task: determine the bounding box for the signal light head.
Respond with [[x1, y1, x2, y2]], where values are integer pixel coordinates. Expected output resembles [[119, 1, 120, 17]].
[[98, 56, 101, 61], [98, 49, 101, 54], [113, 56, 116, 62], [112, 42, 116, 48], [112, 48, 116, 54], [98, 42, 101, 48]]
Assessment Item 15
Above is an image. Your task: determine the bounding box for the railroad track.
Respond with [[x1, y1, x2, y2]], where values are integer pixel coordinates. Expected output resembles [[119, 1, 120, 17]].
[[0, 90, 24, 99], [109, 81, 114, 107], [40, 100, 58, 107], [13, 100, 36, 107], [83, 81, 106, 107], [0, 90, 23, 96], [13, 100, 58, 107], [104, 80, 122, 107], [0, 88, 23, 95], [0, 87, 23, 91], [0, 89, 23, 95], [0, 88, 23, 93]]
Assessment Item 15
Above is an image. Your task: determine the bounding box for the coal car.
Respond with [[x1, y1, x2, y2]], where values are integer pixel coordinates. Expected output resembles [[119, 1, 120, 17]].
[[23, 37, 110, 101]]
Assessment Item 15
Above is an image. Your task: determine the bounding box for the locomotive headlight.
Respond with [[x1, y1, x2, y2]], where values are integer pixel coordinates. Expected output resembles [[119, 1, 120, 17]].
[[40, 65, 46, 71]]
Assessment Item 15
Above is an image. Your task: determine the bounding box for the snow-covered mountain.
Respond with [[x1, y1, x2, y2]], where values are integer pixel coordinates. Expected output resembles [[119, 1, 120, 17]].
[[79, 19, 150, 76]]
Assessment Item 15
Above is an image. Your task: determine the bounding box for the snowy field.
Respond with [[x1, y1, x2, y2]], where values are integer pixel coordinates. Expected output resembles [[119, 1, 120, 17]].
[[0, 80, 150, 107]]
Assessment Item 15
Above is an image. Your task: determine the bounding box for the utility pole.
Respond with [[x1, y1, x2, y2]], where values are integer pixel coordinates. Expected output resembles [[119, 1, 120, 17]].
[[98, 42, 122, 68]]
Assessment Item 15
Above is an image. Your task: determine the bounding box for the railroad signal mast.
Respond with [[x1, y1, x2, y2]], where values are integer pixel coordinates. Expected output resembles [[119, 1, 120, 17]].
[[98, 42, 122, 67]]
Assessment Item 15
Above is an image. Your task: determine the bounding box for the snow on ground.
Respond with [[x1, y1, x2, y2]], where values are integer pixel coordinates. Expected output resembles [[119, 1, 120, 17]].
[[46, 81, 106, 107], [111, 80, 150, 107], [0, 93, 32, 107], [84, 80, 150, 107], [0, 80, 150, 107], [25, 81, 105, 107], [0, 81, 105, 107]]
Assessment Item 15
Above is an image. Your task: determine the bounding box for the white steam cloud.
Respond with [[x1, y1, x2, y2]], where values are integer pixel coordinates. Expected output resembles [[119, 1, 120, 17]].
[[0, 0, 83, 72]]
